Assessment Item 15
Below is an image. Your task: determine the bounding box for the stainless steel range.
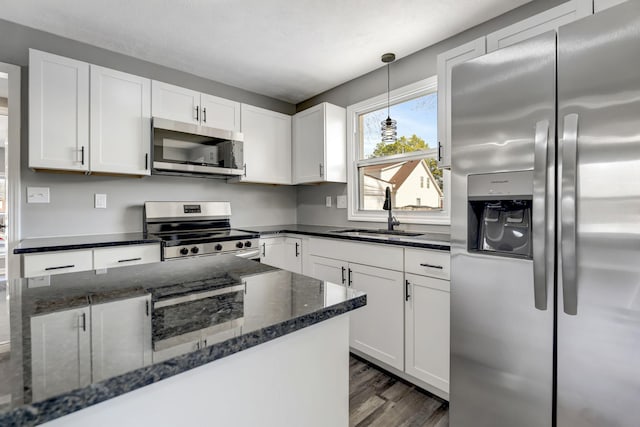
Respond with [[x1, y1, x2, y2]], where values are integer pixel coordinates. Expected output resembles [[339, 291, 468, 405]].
[[144, 201, 259, 260]]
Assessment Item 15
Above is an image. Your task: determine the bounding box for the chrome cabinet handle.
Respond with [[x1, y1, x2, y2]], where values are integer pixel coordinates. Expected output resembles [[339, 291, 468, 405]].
[[341, 266, 346, 285], [295, 242, 300, 257], [405, 279, 411, 301], [348, 268, 352, 287], [145, 153, 149, 170], [45, 264, 75, 271], [203, 107, 207, 123], [438, 142, 443, 162], [81, 146, 85, 165], [261, 242, 266, 257], [419, 263, 443, 269], [118, 257, 142, 263], [195, 105, 199, 121], [561, 113, 579, 315], [81, 312, 87, 331], [533, 119, 550, 311]]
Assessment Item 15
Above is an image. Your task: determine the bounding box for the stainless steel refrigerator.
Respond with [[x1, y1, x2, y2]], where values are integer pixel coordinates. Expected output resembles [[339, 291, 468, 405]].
[[450, 2, 640, 426]]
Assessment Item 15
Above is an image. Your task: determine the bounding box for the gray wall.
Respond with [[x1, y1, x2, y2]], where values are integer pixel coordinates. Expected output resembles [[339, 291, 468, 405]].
[[295, 0, 567, 231], [0, 18, 297, 238]]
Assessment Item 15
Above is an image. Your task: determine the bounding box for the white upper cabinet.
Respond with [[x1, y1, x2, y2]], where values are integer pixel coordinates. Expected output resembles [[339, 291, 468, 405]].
[[436, 37, 486, 169], [594, 0, 627, 12], [238, 103, 292, 184], [293, 102, 346, 184], [486, 0, 593, 52], [151, 81, 241, 131], [200, 93, 241, 131], [151, 81, 200, 125], [90, 65, 151, 175], [29, 49, 90, 172]]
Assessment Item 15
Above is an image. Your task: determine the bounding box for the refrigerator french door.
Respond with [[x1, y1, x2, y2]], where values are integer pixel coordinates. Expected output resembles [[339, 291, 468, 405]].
[[450, 2, 640, 426]]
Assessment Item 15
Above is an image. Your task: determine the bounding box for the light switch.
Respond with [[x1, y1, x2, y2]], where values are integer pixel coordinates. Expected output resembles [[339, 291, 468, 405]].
[[325, 196, 332, 207], [337, 195, 347, 209], [27, 187, 50, 203], [95, 193, 107, 209]]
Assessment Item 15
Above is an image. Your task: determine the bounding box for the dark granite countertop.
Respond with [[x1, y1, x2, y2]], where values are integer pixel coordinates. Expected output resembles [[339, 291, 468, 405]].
[[14, 233, 161, 254], [0, 255, 366, 426], [236, 224, 451, 251]]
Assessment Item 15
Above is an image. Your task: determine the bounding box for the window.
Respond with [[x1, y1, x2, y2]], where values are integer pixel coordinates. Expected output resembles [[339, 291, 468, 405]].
[[346, 77, 450, 224]]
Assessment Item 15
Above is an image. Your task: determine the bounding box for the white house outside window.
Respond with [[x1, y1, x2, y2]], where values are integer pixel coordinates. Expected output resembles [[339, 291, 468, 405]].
[[346, 77, 450, 224]]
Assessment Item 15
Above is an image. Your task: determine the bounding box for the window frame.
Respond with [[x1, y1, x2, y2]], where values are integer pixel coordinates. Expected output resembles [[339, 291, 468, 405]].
[[346, 76, 450, 225]]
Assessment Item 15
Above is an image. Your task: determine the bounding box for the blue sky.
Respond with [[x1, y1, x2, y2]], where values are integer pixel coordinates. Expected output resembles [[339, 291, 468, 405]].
[[362, 93, 438, 158]]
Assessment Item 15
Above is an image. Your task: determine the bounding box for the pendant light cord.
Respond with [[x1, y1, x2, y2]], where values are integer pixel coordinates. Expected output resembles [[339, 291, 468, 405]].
[[387, 62, 391, 118]]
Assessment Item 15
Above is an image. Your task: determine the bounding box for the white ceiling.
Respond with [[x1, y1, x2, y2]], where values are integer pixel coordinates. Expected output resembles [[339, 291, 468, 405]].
[[0, 0, 530, 103]]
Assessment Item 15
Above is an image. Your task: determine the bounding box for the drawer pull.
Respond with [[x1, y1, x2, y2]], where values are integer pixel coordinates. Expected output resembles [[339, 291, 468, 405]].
[[118, 257, 142, 263], [44, 264, 75, 271], [419, 263, 443, 269]]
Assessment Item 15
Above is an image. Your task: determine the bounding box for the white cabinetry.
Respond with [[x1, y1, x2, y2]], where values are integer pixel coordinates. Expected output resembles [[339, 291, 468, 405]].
[[308, 255, 347, 286], [29, 49, 152, 176], [436, 37, 485, 169], [151, 81, 240, 131], [29, 49, 90, 172], [260, 236, 302, 274], [238, 104, 292, 184], [92, 244, 161, 269], [90, 294, 152, 382], [594, 0, 627, 12], [486, 0, 592, 52], [90, 65, 151, 175], [293, 102, 346, 184], [405, 273, 450, 393], [30, 306, 91, 401]]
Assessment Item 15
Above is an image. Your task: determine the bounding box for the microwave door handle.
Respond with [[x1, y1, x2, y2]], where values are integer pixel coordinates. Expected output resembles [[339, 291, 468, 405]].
[[532, 119, 549, 311], [561, 113, 579, 316]]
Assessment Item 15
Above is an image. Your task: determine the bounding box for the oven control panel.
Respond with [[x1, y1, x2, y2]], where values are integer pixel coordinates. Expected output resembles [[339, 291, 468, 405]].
[[164, 238, 260, 259]]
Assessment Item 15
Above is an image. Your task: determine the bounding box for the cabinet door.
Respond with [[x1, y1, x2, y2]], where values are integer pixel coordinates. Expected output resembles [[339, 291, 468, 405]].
[[239, 104, 292, 184], [307, 255, 347, 285], [90, 65, 151, 175], [486, 0, 592, 52], [91, 294, 152, 382], [349, 263, 404, 370], [405, 273, 450, 393], [260, 237, 301, 273], [29, 49, 89, 172], [151, 80, 200, 124], [293, 104, 325, 184], [30, 306, 91, 401], [436, 37, 485, 169], [200, 93, 241, 131], [243, 271, 293, 331]]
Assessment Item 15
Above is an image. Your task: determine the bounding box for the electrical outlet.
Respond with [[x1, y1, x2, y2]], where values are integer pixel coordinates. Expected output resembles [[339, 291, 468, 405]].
[[337, 195, 347, 209], [27, 187, 50, 203], [325, 196, 332, 207], [95, 193, 107, 209]]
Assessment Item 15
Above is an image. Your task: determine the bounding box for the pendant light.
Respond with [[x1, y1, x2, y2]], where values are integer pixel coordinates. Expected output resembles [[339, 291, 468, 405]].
[[380, 52, 397, 143]]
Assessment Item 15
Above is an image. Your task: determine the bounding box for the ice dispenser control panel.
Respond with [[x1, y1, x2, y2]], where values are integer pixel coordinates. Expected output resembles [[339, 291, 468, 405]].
[[467, 171, 533, 259]]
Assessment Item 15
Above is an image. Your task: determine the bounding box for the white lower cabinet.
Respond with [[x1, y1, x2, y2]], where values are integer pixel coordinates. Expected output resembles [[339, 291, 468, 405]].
[[349, 263, 404, 371], [30, 306, 92, 401], [260, 236, 302, 273], [405, 273, 450, 393], [90, 294, 152, 382], [30, 294, 152, 400], [308, 255, 347, 286]]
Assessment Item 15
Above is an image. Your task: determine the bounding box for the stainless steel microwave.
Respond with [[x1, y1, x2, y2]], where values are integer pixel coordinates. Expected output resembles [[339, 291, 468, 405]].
[[151, 117, 244, 178]]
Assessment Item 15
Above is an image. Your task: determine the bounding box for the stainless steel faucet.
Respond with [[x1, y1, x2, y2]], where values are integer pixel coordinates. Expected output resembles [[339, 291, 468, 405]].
[[382, 186, 400, 231]]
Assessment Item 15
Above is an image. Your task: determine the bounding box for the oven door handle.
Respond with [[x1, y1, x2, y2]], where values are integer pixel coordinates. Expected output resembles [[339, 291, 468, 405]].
[[234, 248, 261, 259]]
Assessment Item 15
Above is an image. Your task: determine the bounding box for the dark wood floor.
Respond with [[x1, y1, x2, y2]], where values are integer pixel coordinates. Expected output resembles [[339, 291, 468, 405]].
[[349, 355, 449, 427]]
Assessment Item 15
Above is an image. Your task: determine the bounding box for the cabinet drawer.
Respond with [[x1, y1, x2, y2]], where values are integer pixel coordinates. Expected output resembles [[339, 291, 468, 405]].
[[404, 248, 450, 280], [93, 244, 160, 269], [307, 238, 403, 271], [24, 250, 93, 278]]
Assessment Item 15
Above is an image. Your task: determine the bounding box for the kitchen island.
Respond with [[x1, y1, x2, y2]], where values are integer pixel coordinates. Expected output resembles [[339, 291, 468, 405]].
[[0, 255, 366, 426]]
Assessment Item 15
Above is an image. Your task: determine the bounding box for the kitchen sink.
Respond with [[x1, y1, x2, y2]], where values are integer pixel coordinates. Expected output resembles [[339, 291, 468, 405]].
[[330, 228, 424, 237]]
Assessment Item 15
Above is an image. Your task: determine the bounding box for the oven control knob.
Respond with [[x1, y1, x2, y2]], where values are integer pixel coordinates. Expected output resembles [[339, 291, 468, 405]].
[[245, 241, 252, 248], [236, 241, 244, 249], [191, 246, 200, 254], [179, 247, 189, 256], [215, 244, 223, 251]]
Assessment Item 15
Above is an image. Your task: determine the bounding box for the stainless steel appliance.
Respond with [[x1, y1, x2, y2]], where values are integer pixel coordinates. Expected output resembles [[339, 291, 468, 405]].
[[144, 201, 259, 260], [450, 3, 640, 426], [151, 118, 244, 178]]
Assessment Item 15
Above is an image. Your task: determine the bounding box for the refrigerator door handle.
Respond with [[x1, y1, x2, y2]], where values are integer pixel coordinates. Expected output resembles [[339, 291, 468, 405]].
[[561, 113, 579, 315], [533, 119, 549, 310]]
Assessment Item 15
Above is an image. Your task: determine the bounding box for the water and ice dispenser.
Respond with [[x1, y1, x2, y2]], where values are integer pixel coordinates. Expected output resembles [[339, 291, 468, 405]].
[[467, 171, 533, 259]]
